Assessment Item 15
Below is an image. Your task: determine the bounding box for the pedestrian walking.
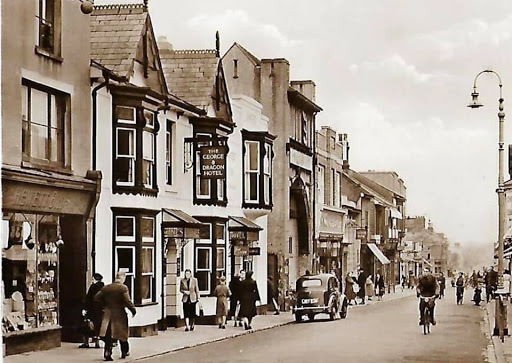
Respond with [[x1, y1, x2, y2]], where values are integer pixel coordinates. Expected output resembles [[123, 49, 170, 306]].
[[180, 269, 200, 332], [344, 272, 357, 305], [79, 272, 104, 349], [357, 269, 367, 305], [375, 272, 385, 301], [438, 272, 446, 299], [213, 276, 231, 329], [229, 271, 243, 326], [267, 276, 280, 315], [239, 270, 261, 330], [365, 275, 375, 300], [94, 270, 136, 361], [487, 266, 498, 302]]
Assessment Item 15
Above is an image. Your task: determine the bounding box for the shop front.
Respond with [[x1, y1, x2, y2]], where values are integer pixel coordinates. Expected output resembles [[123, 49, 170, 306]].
[[160, 209, 202, 328], [317, 209, 344, 281], [228, 216, 262, 278], [1, 166, 100, 355]]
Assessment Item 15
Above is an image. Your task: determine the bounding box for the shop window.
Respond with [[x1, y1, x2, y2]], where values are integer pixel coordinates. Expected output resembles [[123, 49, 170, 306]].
[[113, 211, 157, 305], [2, 214, 60, 334], [36, 0, 61, 56], [21, 80, 69, 169], [113, 105, 158, 195], [241, 130, 275, 209]]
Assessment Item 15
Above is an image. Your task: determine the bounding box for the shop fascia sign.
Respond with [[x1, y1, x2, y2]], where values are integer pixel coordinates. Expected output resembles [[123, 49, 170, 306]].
[[320, 210, 343, 234], [199, 145, 227, 179], [289, 148, 312, 171]]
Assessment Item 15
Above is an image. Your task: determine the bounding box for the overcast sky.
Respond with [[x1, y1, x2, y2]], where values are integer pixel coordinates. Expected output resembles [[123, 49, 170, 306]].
[[99, 0, 512, 247]]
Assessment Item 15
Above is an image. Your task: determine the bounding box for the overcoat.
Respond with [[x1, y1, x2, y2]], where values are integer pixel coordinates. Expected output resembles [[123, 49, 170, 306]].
[[94, 282, 136, 342], [84, 280, 104, 335], [239, 278, 260, 319], [344, 275, 356, 300], [213, 284, 231, 317]]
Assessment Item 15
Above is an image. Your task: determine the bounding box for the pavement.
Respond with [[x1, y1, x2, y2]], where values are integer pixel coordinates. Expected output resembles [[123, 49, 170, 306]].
[[483, 295, 512, 363], [142, 286, 489, 363], [4, 288, 415, 362]]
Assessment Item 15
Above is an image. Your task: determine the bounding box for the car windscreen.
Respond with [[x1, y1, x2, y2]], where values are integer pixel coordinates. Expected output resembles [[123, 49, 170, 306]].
[[300, 279, 322, 288]]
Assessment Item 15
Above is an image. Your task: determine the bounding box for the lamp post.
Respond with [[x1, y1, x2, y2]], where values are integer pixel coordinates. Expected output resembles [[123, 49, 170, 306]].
[[468, 69, 507, 336]]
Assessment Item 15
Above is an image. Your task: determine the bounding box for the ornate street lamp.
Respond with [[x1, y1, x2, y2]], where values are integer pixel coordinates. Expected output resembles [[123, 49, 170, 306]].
[[468, 69, 508, 336]]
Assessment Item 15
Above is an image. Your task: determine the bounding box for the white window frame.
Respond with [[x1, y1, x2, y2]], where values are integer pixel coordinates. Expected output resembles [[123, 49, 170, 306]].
[[165, 123, 173, 185], [143, 109, 154, 128], [141, 246, 155, 304], [141, 216, 155, 243], [142, 131, 154, 188], [331, 168, 336, 206], [244, 140, 260, 203], [116, 127, 136, 186], [116, 106, 136, 124], [195, 135, 212, 199], [216, 223, 225, 245], [216, 246, 226, 277], [318, 164, 325, 205], [115, 245, 136, 301], [115, 216, 136, 242], [263, 143, 271, 204], [197, 223, 212, 244], [195, 246, 212, 295], [336, 171, 341, 207]]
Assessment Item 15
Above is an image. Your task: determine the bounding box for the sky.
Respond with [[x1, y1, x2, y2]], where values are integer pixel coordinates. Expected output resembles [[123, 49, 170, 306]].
[[99, 0, 512, 247]]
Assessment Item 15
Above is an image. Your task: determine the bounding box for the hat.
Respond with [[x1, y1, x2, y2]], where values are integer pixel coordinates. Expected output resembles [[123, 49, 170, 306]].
[[93, 273, 103, 281], [219, 276, 226, 282]]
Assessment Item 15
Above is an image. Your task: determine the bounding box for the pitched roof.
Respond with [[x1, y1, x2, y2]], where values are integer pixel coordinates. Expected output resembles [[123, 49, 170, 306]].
[[159, 49, 219, 110], [224, 42, 261, 66], [90, 3, 147, 77]]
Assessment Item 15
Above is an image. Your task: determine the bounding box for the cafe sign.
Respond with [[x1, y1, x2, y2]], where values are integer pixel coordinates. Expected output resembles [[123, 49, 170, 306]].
[[200, 146, 227, 179]]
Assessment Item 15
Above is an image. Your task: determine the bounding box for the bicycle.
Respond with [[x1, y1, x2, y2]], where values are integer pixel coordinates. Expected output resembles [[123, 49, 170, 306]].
[[420, 295, 436, 335]]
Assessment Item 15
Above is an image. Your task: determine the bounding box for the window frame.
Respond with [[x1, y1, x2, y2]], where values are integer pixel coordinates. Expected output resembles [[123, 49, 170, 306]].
[[165, 120, 174, 185], [195, 246, 212, 295], [115, 127, 136, 187], [244, 140, 260, 203], [112, 209, 158, 306], [36, 0, 62, 58], [317, 164, 325, 205], [21, 79, 69, 170]]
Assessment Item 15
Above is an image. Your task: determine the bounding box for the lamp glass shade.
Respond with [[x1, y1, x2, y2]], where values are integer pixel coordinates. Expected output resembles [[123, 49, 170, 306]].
[[468, 91, 483, 108]]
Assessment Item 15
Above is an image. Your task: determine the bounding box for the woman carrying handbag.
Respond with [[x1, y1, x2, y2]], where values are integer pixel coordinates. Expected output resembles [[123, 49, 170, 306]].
[[180, 269, 200, 332]]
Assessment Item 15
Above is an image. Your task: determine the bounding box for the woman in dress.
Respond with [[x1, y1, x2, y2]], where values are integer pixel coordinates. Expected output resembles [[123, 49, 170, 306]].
[[238, 271, 260, 330], [213, 276, 231, 329], [180, 269, 200, 332], [375, 272, 385, 301], [365, 275, 375, 301], [344, 272, 357, 305]]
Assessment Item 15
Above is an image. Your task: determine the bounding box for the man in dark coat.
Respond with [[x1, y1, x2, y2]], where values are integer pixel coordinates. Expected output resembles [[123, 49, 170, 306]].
[[239, 271, 260, 330], [417, 267, 439, 325], [267, 276, 280, 315], [95, 271, 136, 361], [487, 266, 498, 302], [79, 273, 104, 348], [229, 271, 242, 326], [357, 269, 367, 305]]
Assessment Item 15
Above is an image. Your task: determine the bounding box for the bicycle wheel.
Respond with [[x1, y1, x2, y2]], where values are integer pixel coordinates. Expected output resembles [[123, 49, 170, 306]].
[[423, 307, 430, 335], [498, 297, 505, 342]]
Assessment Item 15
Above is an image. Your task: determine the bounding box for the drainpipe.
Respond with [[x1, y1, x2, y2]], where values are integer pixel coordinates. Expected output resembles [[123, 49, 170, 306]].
[[91, 76, 109, 274]]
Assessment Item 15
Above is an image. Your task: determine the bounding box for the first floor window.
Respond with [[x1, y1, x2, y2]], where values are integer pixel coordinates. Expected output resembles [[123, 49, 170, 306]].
[[143, 131, 154, 187], [263, 144, 271, 204], [22, 80, 68, 167], [115, 128, 135, 185], [244, 141, 259, 202], [114, 212, 156, 304], [166, 121, 173, 185]]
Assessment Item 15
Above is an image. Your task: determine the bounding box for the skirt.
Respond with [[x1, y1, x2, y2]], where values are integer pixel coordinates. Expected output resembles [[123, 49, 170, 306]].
[[183, 301, 197, 319]]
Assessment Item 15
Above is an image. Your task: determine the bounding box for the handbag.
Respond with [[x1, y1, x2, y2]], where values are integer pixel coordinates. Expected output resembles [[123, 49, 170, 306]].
[[83, 318, 95, 333], [198, 301, 204, 316]]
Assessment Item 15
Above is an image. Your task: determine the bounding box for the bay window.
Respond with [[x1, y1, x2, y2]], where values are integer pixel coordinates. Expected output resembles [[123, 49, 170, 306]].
[[113, 103, 159, 195], [241, 130, 276, 209], [113, 210, 157, 305], [21, 79, 69, 169]]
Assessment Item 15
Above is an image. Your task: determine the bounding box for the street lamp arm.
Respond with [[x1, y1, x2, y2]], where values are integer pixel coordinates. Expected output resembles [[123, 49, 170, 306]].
[[473, 69, 504, 100]]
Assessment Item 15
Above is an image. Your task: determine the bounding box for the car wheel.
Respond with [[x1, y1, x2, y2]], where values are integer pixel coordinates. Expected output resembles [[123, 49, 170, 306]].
[[308, 313, 315, 321], [329, 304, 336, 320], [340, 300, 348, 319], [295, 313, 303, 323]]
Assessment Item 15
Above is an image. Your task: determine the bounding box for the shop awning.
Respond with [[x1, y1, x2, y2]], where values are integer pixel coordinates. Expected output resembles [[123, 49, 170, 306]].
[[161, 209, 203, 240], [422, 258, 433, 267], [367, 243, 391, 265], [390, 208, 402, 219], [504, 245, 512, 258], [228, 216, 263, 231]]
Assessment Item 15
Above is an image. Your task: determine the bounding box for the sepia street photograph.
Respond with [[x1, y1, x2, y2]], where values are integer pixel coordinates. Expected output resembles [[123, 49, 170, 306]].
[[3, 0, 512, 362]]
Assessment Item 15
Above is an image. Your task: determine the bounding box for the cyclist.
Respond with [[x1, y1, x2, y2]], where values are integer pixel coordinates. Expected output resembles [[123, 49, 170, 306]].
[[416, 267, 439, 326]]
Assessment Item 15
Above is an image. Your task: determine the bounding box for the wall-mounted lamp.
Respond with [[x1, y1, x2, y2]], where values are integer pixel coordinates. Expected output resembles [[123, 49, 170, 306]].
[[184, 140, 194, 172], [78, 0, 94, 15]]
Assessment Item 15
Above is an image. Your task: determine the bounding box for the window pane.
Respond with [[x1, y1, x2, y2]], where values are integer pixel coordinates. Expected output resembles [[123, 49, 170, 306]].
[[216, 247, 225, 270], [140, 275, 152, 301], [249, 173, 258, 200], [117, 129, 134, 156], [141, 248, 153, 274], [216, 224, 225, 240], [115, 158, 134, 183], [31, 88, 48, 126], [117, 248, 134, 273], [264, 175, 270, 204], [196, 271, 209, 292], [143, 132, 154, 160], [22, 85, 28, 121], [141, 218, 154, 239], [116, 217, 134, 238], [31, 123, 48, 160], [124, 275, 134, 301], [22, 120, 29, 155], [143, 159, 153, 186], [116, 106, 135, 122], [197, 248, 210, 270], [49, 127, 63, 162], [248, 142, 259, 171], [143, 109, 154, 127], [199, 224, 210, 240]]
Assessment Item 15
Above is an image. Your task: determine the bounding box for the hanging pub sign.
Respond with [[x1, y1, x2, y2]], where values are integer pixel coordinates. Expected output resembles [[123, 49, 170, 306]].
[[356, 228, 367, 241], [234, 245, 249, 256], [230, 231, 246, 240], [248, 247, 261, 256], [200, 146, 227, 179]]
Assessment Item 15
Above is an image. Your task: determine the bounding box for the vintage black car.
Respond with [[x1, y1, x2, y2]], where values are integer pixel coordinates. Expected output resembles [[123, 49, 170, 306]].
[[293, 273, 348, 322]]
